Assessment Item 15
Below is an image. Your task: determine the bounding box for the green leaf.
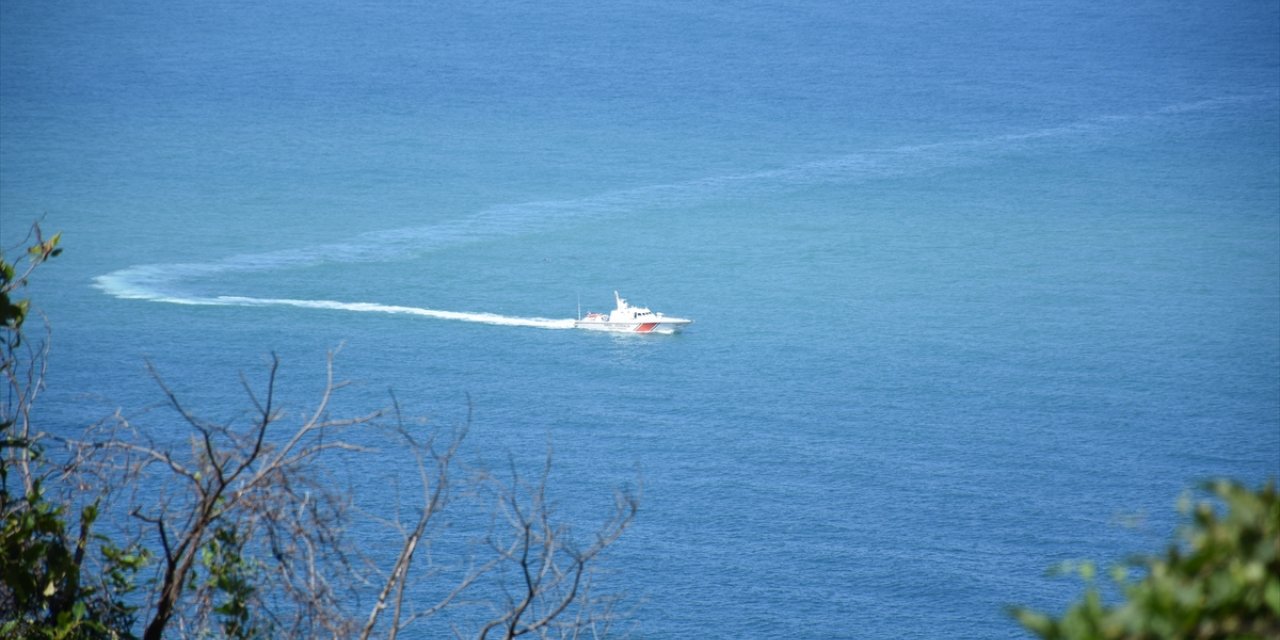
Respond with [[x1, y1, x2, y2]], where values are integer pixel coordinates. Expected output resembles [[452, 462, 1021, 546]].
[[1078, 561, 1096, 582], [1010, 607, 1054, 635], [80, 502, 99, 527], [1013, 480, 1279, 639], [1109, 564, 1130, 584]]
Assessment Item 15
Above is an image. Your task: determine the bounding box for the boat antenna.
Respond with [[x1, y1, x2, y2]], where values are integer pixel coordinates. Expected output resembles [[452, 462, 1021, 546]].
[[577, 293, 581, 321]]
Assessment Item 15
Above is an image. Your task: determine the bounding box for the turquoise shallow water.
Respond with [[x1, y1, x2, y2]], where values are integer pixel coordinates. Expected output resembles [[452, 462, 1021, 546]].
[[3, 1, 1279, 637]]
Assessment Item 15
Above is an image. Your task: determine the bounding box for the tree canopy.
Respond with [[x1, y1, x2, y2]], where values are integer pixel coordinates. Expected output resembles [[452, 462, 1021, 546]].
[[1012, 480, 1280, 640]]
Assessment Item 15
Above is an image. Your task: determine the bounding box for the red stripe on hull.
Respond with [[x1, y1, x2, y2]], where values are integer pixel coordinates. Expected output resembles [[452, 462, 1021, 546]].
[[636, 323, 659, 333]]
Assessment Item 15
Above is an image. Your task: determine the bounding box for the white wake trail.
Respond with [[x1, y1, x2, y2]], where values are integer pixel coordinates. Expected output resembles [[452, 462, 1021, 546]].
[[217, 296, 577, 329], [92, 94, 1272, 329]]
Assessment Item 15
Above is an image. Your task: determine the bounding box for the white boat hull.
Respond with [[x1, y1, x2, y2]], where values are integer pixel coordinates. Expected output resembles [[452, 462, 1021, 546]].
[[573, 319, 691, 334], [575, 292, 691, 334]]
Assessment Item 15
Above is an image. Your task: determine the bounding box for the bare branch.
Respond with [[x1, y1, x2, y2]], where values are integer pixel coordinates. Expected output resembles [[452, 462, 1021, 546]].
[[472, 448, 638, 640], [228, 352, 280, 484], [144, 359, 223, 436], [25, 342, 637, 640], [360, 423, 466, 640]]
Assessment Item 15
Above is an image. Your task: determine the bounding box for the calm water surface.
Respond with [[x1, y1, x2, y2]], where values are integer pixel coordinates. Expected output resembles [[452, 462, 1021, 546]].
[[2, 1, 1278, 637]]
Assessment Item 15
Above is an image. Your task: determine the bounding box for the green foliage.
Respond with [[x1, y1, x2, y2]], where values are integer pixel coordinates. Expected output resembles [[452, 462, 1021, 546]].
[[1012, 480, 1280, 639], [0, 423, 148, 639], [198, 525, 264, 640], [1, 227, 60, 348], [1, 230, 146, 639]]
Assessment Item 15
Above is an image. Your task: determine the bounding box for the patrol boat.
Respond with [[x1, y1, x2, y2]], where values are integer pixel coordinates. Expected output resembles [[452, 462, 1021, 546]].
[[574, 292, 692, 334]]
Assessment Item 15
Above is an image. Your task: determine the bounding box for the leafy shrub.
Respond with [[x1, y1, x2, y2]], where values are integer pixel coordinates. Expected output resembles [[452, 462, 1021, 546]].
[[1012, 480, 1280, 639]]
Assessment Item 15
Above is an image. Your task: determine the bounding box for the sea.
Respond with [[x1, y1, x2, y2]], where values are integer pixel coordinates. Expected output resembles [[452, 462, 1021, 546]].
[[2, 1, 1278, 637]]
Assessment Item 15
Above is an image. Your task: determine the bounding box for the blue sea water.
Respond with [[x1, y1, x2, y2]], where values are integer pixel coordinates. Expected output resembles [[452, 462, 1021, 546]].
[[2, 1, 1278, 637]]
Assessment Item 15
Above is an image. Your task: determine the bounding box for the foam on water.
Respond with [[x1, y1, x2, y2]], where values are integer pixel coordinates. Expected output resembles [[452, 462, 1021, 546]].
[[217, 296, 577, 329]]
